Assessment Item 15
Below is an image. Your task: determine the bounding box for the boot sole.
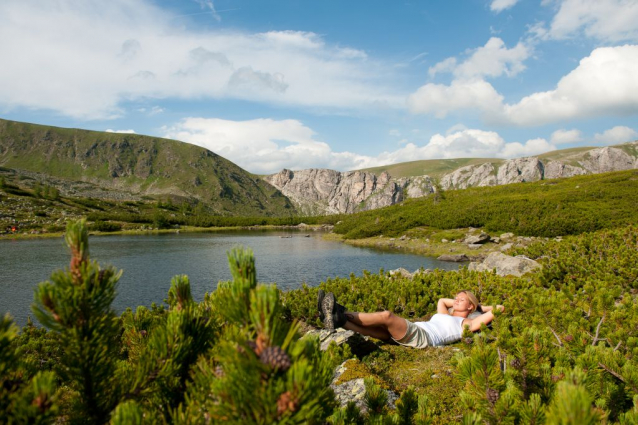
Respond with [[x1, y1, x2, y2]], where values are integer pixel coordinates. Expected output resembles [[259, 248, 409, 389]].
[[322, 292, 335, 332], [317, 289, 325, 321]]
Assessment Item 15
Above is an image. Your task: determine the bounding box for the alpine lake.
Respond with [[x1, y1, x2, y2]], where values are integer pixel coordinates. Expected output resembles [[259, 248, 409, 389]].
[[0, 229, 461, 326]]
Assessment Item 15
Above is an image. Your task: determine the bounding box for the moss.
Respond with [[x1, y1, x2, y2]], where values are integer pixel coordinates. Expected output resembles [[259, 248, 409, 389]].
[[334, 359, 389, 389]]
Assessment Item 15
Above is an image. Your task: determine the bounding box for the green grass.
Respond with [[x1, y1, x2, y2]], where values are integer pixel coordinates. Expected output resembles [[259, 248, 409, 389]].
[[334, 170, 638, 239], [356, 158, 505, 179]]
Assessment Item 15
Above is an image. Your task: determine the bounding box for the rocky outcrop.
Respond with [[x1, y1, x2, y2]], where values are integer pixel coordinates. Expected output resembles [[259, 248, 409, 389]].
[[264, 142, 638, 215], [468, 252, 541, 277], [440, 163, 497, 190], [496, 157, 544, 184], [265, 169, 402, 214]]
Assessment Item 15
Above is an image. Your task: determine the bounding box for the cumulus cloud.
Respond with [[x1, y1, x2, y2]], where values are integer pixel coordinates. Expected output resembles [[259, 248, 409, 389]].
[[106, 129, 136, 134], [164, 118, 557, 174], [408, 79, 504, 119], [593, 126, 638, 145], [411, 45, 638, 126], [550, 128, 582, 145], [490, 0, 521, 13], [0, 0, 401, 119], [504, 45, 638, 125], [545, 0, 638, 42], [428, 38, 530, 80]]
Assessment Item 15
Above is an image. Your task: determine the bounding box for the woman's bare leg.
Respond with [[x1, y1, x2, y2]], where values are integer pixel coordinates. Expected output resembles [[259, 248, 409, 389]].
[[344, 311, 407, 340], [343, 321, 392, 340]]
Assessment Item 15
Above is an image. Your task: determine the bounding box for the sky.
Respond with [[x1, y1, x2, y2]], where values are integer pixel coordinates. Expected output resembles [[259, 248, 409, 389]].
[[1, 0, 638, 174]]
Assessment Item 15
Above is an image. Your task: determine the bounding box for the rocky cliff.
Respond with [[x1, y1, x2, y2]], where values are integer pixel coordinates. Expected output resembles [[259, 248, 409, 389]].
[[265, 142, 638, 214]]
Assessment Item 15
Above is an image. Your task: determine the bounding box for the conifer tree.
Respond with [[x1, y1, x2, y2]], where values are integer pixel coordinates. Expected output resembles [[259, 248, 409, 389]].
[[32, 219, 122, 423]]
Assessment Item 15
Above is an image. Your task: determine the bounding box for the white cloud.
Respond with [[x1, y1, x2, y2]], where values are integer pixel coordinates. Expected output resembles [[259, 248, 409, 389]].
[[593, 126, 638, 144], [411, 45, 638, 126], [165, 118, 557, 174], [550, 128, 582, 145], [428, 38, 530, 80], [106, 129, 136, 134], [545, 0, 638, 42], [504, 45, 638, 125], [490, 0, 522, 13], [407, 79, 504, 119], [0, 0, 401, 120]]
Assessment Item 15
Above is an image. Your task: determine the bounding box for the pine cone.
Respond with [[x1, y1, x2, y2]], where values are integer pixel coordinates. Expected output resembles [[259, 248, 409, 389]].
[[260, 346, 291, 372], [510, 358, 522, 369], [277, 391, 297, 416], [486, 388, 500, 405], [463, 337, 474, 345]]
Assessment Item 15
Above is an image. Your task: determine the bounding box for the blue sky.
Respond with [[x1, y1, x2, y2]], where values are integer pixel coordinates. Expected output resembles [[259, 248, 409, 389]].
[[1, 0, 637, 174]]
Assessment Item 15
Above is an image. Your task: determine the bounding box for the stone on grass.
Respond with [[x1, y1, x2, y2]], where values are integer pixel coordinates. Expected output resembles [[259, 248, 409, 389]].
[[468, 252, 541, 277], [305, 328, 378, 358], [467, 244, 483, 250], [465, 232, 491, 244], [437, 254, 469, 262], [330, 361, 398, 414]]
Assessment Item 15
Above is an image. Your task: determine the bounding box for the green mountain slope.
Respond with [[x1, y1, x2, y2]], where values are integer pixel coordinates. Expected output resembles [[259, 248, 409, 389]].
[[357, 158, 505, 179], [0, 119, 294, 216]]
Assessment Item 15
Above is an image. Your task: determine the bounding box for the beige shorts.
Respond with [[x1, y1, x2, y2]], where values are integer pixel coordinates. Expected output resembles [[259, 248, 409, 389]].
[[392, 319, 432, 349]]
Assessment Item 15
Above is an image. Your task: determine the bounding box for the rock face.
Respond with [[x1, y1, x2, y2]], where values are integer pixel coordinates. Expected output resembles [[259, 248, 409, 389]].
[[265, 168, 403, 214], [468, 252, 541, 277], [440, 163, 497, 190], [264, 142, 638, 215]]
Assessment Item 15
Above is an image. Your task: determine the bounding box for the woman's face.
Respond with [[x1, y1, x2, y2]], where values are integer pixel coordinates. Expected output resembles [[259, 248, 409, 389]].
[[453, 292, 474, 312]]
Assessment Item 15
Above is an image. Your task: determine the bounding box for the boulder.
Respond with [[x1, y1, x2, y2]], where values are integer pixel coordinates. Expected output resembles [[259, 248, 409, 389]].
[[500, 232, 514, 239], [497, 157, 544, 184], [305, 328, 378, 357], [437, 254, 469, 262], [330, 360, 398, 414], [465, 233, 490, 244], [389, 268, 414, 279], [499, 243, 513, 252], [468, 252, 541, 277], [467, 244, 483, 250]]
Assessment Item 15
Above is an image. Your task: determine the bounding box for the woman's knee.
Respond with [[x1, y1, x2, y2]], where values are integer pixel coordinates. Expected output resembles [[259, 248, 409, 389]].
[[379, 310, 395, 322]]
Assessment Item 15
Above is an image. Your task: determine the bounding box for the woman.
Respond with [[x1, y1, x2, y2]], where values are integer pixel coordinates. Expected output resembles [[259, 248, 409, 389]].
[[319, 290, 504, 348]]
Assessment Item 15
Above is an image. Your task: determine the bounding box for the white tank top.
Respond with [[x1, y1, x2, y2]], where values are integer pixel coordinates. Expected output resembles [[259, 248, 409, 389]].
[[415, 314, 465, 346]]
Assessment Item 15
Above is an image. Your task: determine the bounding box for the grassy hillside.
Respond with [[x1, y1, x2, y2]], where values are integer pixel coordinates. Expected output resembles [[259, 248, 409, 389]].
[[357, 158, 504, 179], [0, 118, 294, 216], [334, 169, 638, 239]]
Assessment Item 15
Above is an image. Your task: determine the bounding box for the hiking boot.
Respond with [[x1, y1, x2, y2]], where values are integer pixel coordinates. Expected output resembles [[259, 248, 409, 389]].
[[321, 292, 347, 331]]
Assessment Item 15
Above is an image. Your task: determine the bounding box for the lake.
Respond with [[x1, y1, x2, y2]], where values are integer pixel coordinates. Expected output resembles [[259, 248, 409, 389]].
[[0, 230, 460, 326]]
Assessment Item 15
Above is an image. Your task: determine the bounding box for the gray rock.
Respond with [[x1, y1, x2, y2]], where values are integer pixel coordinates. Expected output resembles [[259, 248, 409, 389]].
[[468, 252, 541, 277], [500, 232, 514, 239], [331, 361, 398, 414], [499, 243, 513, 252], [437, 254, 469, 262], [467, 244, 483, 250], [497, 157, 544, 184], [389, 268, 413, 279], [305, 328, 378, 357], [440, 162, 498, 190], [465, 233, 490, 244]]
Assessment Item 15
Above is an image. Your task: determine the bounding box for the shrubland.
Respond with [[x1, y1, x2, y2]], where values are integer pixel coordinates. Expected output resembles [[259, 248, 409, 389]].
[[334, 170, 638, 239], [3, 170, 638, 423], [2, 218, 638, 423]]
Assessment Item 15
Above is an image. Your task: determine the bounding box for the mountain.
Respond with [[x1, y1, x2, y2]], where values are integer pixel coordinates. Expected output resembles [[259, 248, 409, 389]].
[[0, 119, 294, 216], [265, 142, 638, 215]]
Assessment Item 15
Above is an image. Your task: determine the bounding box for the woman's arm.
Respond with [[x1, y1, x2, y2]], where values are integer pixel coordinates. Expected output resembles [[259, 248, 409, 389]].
[[463, 305, 505, 332], [437, 298, 454, 314]]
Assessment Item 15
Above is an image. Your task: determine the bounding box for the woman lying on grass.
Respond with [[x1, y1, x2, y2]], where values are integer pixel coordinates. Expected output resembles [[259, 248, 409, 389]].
[[319, 290, 505, 348]]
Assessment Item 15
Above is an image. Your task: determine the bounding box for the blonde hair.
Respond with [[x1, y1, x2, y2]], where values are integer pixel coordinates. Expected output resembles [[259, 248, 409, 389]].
[[450, 290, 480, 315]]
